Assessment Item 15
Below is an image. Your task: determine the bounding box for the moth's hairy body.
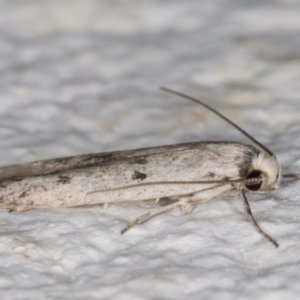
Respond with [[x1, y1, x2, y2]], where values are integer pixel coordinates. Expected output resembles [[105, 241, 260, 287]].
[[0, 141, 269, 211]]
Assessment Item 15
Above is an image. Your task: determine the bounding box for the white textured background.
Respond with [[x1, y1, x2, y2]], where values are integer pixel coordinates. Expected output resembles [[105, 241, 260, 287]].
[[1, 1, 300, 299]]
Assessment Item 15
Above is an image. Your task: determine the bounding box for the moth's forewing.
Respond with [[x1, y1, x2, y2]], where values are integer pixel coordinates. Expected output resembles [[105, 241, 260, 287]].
[[0, 142, 257, 210]]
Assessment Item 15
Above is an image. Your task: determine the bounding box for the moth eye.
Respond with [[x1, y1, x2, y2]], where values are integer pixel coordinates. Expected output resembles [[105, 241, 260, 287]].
[[245, 170, 263, 191]]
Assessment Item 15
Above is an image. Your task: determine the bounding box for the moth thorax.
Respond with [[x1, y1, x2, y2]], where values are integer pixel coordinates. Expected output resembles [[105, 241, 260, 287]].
[[245, 152, 282, 192]]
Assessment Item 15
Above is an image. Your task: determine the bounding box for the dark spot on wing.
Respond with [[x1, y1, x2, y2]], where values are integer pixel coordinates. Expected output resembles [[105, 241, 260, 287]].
[[158, 197, 177, 206], [207, 172, 215, 178], [19, 191, 29, 198], [57, 175, 71, 184], [132, 171, 147, 180]]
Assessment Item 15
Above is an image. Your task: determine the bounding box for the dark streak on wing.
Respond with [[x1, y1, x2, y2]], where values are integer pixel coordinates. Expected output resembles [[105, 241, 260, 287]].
[[0, 141, 259, 182]]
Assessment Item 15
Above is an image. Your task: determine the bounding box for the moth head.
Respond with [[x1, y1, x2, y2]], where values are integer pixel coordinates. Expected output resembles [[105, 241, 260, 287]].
[[244, 152, 282, 192]]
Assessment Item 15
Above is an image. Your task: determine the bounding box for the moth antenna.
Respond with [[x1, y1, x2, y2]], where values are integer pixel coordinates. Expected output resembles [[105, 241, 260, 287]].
[[87, 178, 262, 195], [282, 174, 300, 179], [241, 190, 278, 248], [160, 87, 274, 157]]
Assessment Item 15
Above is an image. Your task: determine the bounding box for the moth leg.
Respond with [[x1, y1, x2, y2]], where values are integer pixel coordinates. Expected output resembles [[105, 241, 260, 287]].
[[175, 184, 234, 216], [180, 184, 233, 206], [121, 201, 181, 235], [122, 184, 232, 235], [182, 204, 191, 215], [103, 203, 109, 210], [241, 190, 278, 248], [8, 206, 33, 212]]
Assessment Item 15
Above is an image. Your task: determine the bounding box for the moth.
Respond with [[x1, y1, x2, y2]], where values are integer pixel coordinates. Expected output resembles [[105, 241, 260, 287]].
[[0, 87, 297, 247]]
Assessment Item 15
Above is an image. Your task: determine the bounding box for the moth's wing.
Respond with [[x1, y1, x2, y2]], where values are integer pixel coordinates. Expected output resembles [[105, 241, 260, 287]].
[[85, 141, 259, 204], [0, 144, 194, 181], [0, 141, 259, 210], [0, 141, 257, 181]]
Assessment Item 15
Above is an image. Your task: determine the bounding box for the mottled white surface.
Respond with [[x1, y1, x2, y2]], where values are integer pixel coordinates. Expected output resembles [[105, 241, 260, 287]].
[[1, 0, 300, 299]]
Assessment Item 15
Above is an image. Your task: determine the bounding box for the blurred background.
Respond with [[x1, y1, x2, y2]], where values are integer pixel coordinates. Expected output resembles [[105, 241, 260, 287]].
[[1, 0, 300, 165]]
